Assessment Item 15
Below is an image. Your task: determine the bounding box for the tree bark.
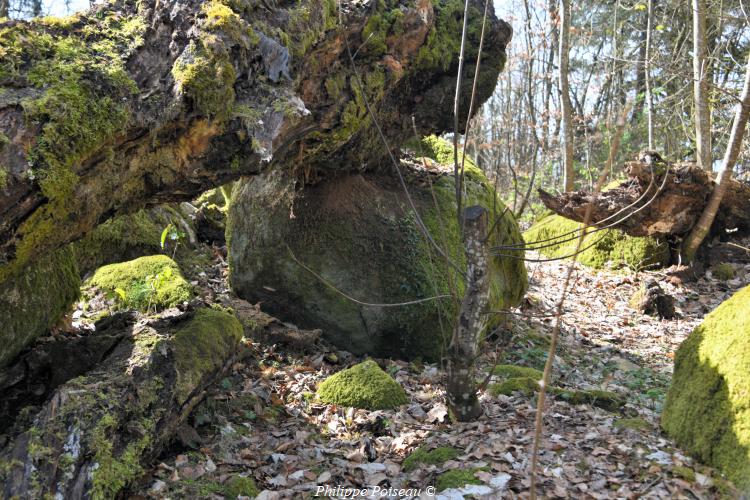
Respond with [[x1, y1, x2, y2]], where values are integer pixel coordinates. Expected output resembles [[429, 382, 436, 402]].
[[538, 158, 750, 239], [446, 205, 490, 422], [682, 51, 750, 260], [0, 0, 511, 285], [644, 0, 655, 150], [1, 306, 243, 499], [693, 0, 712, 170], [558, 0, 575, 191]]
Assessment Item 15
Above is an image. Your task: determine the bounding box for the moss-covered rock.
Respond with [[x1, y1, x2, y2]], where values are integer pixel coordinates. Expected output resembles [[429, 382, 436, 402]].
[[523, 214, 669, 270], [0, 247, 80, 367], [662, 285, 750, 491], [87, 255, 193, 311], [316, 360, 407, 410], [403, 446, 460, 471], [228, 160, 527, 360]]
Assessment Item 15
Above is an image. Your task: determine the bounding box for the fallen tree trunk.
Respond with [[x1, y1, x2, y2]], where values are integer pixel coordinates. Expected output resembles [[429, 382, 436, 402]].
[[539, 160, 750, 238], [0, 306, 243, 499], [0, 0, 511, 285]]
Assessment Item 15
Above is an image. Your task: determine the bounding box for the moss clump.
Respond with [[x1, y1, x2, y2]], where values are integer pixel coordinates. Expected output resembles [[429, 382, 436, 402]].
[[411, 135, 479, 171], [0, 246, 79, 367], [488, 377, 539, 397], [88, 255, 193, 311], [172, 308, 243, 402], [91, 413, 151, 499], [492, 364, 543, 380], [662, 285, 750, 490], [436, 469, 483, 492], [317, 360, 408, 410], [672, 465, 696, 482], [551, 388, 624, 412], [223, 475, 259, 498], [403, 446, 460, 472], [614, 418, 651, 431], [415, 0, 487, 71], [712, 263, 735, 281], [523, 214, 669, 270], [171, 40, 236, 120]]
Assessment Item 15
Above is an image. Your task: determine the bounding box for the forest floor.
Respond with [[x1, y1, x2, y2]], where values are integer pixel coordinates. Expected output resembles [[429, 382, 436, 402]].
[[128, 244, 749, 499]]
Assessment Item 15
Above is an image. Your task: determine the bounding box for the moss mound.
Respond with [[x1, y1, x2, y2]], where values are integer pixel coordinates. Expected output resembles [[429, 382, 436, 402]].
[[0, 247, 80, 367], [712, 263, 735, 281], [662, 285, 750, 491], [317, 360, 408, 410], [223, 476, 258, 498], [88, 255, 193, 311], [488, 377, 539, 397], [523, 214, 669, 270], [403, 446, 460, 471], [436, 469, 483, 492], [228, 162, 527, 360]]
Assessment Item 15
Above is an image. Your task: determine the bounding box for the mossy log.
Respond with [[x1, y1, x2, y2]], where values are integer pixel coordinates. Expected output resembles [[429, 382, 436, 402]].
[[0, 307, 243, 499], [0, 0, 511, 287], [539, 160, 750, 238]]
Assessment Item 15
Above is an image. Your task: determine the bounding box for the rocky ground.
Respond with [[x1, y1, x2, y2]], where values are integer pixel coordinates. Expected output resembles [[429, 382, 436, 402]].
[[112, 238, 749, 499]]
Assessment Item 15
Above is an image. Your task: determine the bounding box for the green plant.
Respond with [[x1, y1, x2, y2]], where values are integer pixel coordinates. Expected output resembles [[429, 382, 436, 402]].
[[160, 223, 186, 259]]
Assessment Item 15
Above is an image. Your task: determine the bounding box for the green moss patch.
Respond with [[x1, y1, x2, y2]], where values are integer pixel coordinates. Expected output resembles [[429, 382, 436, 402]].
[[523, 214, 669, 270], [712, 263, 735, 281], [436, 469, 483, 492], [488, 377, 539, 397], [551, 388, 624, 412], [403, 446, 460, 471], [88, 255, 193, 311], [223, 475, 259, 498], [317, 360, 408, 410], [0, 247, 79, 366], [492, 364, 543, 380], [662, 285, 750, 490], [173, 308, 244, 402]]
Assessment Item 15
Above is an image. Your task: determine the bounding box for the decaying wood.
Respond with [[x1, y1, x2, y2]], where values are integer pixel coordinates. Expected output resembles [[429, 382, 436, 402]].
[[0, 0, 511, 284], [0, 305, 242, 499], [222, 297, 323, 350], [539, 160, 750, 238]]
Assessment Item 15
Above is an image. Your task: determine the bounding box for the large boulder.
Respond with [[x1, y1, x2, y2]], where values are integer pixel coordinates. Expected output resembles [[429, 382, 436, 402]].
[[0, 247, 80, 367], [227, 161, 527, 360], [523, 214, 669, 270], [662, 285, 750, 491]]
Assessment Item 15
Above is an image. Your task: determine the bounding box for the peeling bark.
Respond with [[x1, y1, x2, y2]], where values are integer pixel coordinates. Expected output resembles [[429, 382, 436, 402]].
[[446, 205, 490, 422]]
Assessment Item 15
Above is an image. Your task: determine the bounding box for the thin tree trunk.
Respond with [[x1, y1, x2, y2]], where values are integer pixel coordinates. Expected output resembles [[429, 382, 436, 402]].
[[693, 0, 712, 170], [682, 51, 750, 261], [446, 206, 490, 422], [645, 0, 655, 150], [559, 0, 575, 191], [0, 0, 8, 18]]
